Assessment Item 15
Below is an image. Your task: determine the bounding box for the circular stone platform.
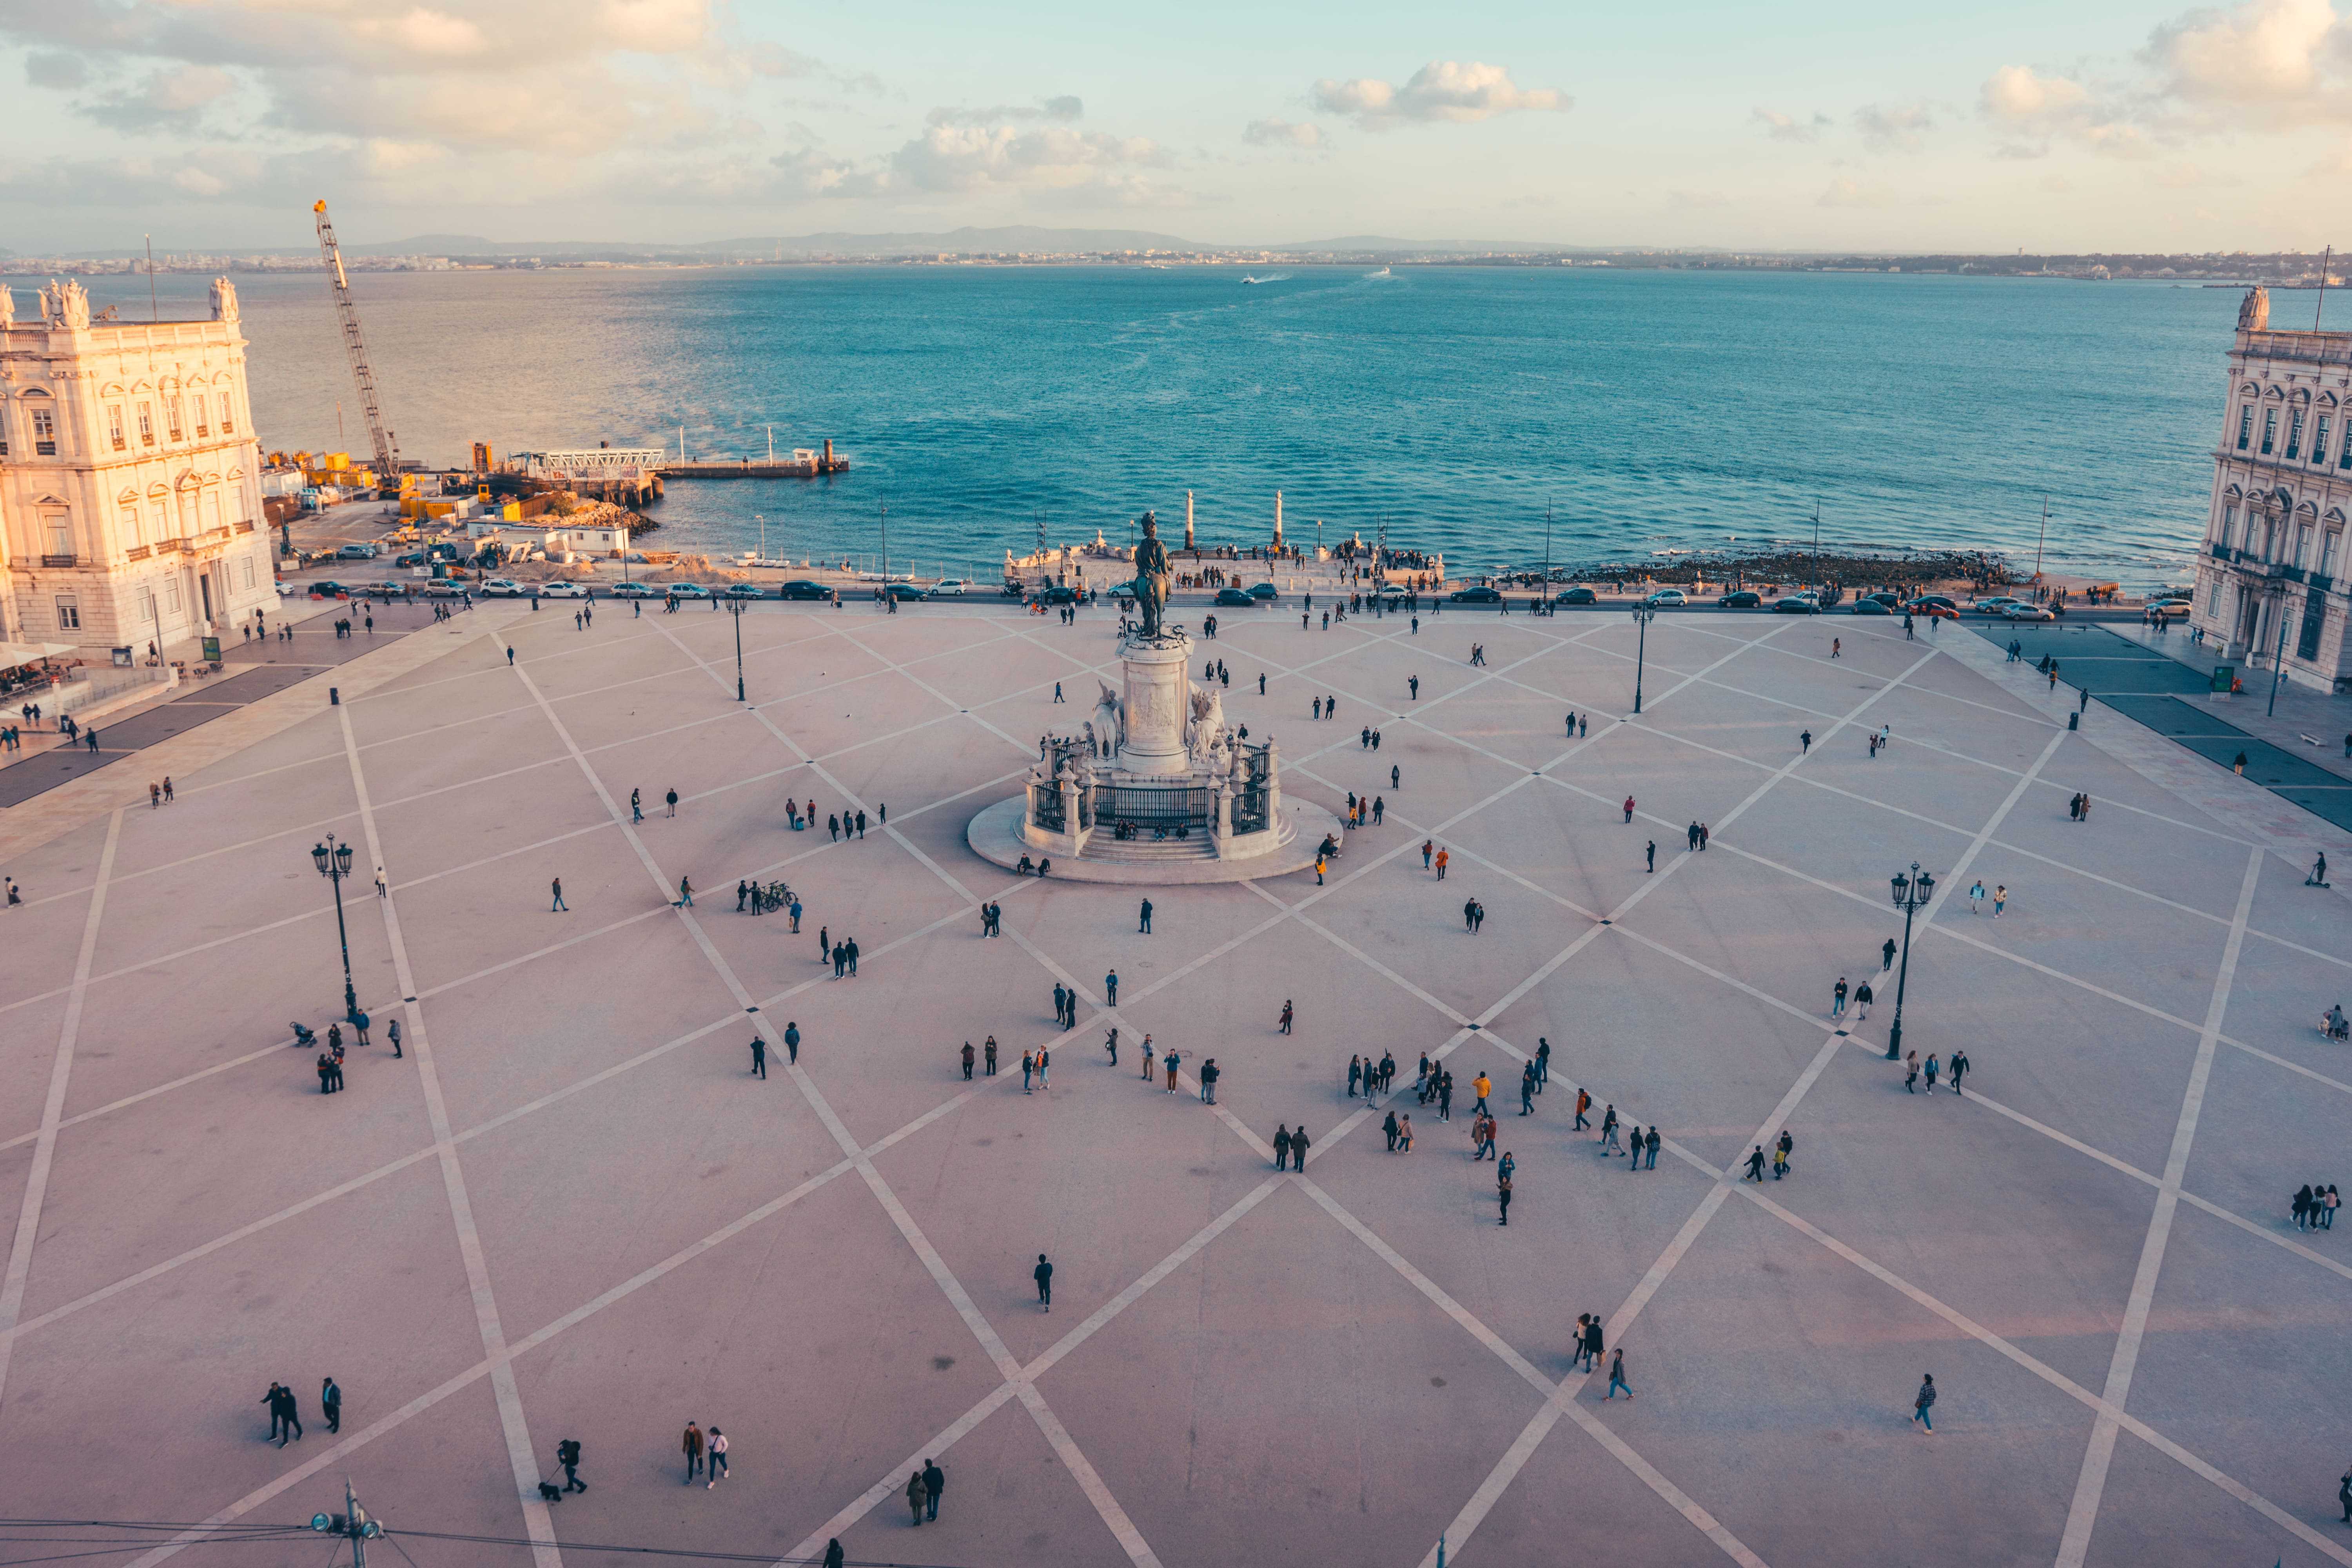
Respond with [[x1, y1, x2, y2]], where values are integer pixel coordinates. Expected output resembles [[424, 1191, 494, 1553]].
[[964, 794, 1345, 885]]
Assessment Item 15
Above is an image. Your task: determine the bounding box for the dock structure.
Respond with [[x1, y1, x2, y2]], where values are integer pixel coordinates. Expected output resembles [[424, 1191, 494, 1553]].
[[660, 439, 849, 480], [508, 447, 665, 506]]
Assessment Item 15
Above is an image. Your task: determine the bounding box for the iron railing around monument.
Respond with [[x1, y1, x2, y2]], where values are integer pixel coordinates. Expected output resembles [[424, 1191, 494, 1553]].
[[1029, 780, 1065, 833], [1096, 782, 1210, 829], [1231, 745, 1273, 833]]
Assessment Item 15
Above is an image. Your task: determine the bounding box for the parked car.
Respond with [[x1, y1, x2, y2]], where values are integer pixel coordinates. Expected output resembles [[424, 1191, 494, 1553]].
[[1643, 588, 1688, 607], [882, 583, 925, 601], [335, 543, 379, 560], [539, 581, 590, 599], [2002, 603, 2056, 622], [1909, 595, 1957, 613], [1249, 582, 1280, 600], [395, 550, 429, 568], [1557, 586, 1600, 605], [1214, 586, 1257, 606], [929, 579, 968, 597], [422, 581, 466, 598], [1033, 584, 1080, 605], [1850, 597, 1890, 615], [609, 581, 658, 599], [1716, 590, 1762, 608], [1866, 591, 1902, 608], [778, 580, 832, 601], [1904, 598, 1958, 619], [664, 582, 713, 599], [722, 584, 767, 599], [1772, 594, 1820, 615], [1972, 597, 2021, 615], [2148, 598, 2192, 619], [1449, 586, 1504, 604], [307, 581, 353, 598], [481, 579, 526, 597]]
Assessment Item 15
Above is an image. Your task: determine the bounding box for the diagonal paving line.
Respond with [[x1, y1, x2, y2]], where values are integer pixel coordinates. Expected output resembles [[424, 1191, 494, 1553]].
[[539, 627, 1169, 1568], [336, 702, 563, 1568], [0, 808, 121, 1415], [2054, 843, 2265, 1568]]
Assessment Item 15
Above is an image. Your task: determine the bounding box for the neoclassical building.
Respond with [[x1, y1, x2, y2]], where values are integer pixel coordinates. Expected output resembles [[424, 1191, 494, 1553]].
[[0, 276, 278, 656], [2190, 285, 2352, 691]]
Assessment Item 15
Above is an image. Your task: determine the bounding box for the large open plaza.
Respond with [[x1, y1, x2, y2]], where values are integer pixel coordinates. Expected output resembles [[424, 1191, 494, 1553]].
[[3, 594, 2350, 1568]]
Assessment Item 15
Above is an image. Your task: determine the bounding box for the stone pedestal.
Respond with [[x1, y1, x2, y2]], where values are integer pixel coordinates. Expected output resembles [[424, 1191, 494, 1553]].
[[1120, 632, 1191, 777]]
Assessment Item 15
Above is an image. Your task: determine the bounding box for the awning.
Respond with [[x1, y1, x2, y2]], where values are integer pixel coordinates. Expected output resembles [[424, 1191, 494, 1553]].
[[0, 641, 80, 670]]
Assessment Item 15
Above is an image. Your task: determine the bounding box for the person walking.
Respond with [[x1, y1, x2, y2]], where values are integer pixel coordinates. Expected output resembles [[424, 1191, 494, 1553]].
[[1646, 840, 1655, 872], [1581, 1315, 1604, 1375], [1348, 1055, 1363, 1097], [1832, 977, 1848, 1018], [1604, 1347, 1633, 1401], [1969, 879, 1985, 916], [1278, 999, 1294, 1034], [922, 1460, 944, 1522], [1924, 1054, 1940, 1091], [1904, 1051, 1920, 1093], [961, 1040, 975, 1080], [1800, 728, 1812, 753], [387, 1018, 402, 1059], [1948, 1049, 1968, 1094], [1775, 1129, 1793, 1178], [1289, 1125, 1309, 1169], [1573, 1086, 1591, 1131], [631, 788, 643, 822], [557, 1438, 585, 1493], [551, 877, 567, 913], [321, 1377, 342, 1434], [1623, 794, 1636, 822], [1384, 1109, 1401, 1152], [1105, 968, 1119, 1005], [678, 875, 694, 908], [907, 1469, 928, 1527], [1520, 1063, 1536, 1115], [1034, 1253, 1054, 1312], [1274, 1124, 1292, 1169], [1534, 1038, 1550, 1090], [706, 1427, 729, 1486], [1883, 938, 1898, 969], [1992, 884, 2007, 918], [1200, 1057, 1220, 1104], [1624, 1123, 1642, 1174], [784, 1021, 800, 1064], [682, 1422, 704, 1484], [1645, 1125, 1660, 1169], [750, 1034, 767, 1079], [1743, 1145, 1767, 1181], [1422, 839, 1434, 869], [1911, 1374, 1937, 1432], [1600, 1103, 1621, 1154], [1497, 1168, 1513, 1225], [1853, 979, 1873, 1020], [1435, 847, 1449, 879], [983, 1035, 997, 1076], [666, 788, 679, 818], [1139, 898, 1153, 933]]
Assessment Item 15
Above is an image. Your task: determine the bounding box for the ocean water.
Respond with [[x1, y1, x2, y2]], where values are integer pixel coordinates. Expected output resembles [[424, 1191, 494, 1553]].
[[13, 264, 2242, 586]]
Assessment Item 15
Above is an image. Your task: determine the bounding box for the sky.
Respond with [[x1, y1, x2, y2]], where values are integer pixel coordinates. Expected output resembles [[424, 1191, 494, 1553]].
[[4, 0, 2352, 253]]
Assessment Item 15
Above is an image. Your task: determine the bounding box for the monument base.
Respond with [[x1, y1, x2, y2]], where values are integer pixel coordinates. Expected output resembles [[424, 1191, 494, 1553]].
[[964, 795, 1342, 886]]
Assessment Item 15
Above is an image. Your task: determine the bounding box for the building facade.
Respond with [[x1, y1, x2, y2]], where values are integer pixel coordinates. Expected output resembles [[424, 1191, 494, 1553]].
[[0, 277, 277, 656], [2190, 285, 2352, 691]]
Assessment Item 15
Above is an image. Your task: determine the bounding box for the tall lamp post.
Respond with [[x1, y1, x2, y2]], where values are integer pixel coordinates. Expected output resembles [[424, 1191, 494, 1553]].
[[1629, 601, 1656, 714], [726, 593, 748, 702], [1885, 861, 1935, 1060], [310, 834, 360, 1024]]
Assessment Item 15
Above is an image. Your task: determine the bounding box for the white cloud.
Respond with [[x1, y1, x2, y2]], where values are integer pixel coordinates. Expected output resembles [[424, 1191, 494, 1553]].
[[78, 64, 238, 132], [1853, 102, 1933, 152], [1980, 64, 2090, 125], [1751, 107, 1831, 143], [927, 97, 1085, 127], [2150, 0, 2336, 108], [24, 50, 87, 89], [1818, 176, 1899, 207], [1243, 117, 1323, 149], [890, 123, 1166, 193], [1311, 61, 1570, 129]]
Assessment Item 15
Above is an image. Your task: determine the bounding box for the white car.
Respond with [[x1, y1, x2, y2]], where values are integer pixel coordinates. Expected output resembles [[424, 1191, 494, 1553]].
[[2001, 603, 2056, 622], [480, 579, 525, 597], [929, 579, 968, 597], [664, 582, 713, 599], [2148, 599, 2192, 620], [539, 582, 590, 599], [1643, 588, 1688, 607]]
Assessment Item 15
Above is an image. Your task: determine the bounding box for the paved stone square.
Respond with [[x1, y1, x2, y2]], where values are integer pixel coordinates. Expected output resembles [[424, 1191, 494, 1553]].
[[2, 597, 2349, 1568]]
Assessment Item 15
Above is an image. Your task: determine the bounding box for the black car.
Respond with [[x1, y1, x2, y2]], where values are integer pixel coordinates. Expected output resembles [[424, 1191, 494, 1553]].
[[1717, 590, 1762, 608], [1449, 586, 1503, 604], [1850, 597, 1890, 615], [1557, 586, 1599, 605], [777, 580, 832, 601], [1214, 586, 1256, 606], [1866, 592, 1901, 608], [1773, 595, 1820, 615], [1907, 595, 1957, 613], [882, 583, 925, 601], [307, 580, 353, 598], [1033, 585, 1080, 605], [1248, 583, 1279, 600]]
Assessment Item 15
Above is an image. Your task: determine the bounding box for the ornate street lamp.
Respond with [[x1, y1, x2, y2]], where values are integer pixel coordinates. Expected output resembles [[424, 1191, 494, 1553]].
[[1885, 861, 1935, 1060], [1629, 601, 1657, 714], [311, 833, 360, 1023], [726, 593, 748, 702]]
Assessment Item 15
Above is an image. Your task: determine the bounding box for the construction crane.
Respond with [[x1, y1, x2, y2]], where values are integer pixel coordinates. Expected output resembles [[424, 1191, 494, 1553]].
[[311, 200, 402, 492]]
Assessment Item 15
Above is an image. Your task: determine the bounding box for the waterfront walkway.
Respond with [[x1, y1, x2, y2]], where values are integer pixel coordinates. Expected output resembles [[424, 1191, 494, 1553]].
[[2, 599, 2347, 1568]]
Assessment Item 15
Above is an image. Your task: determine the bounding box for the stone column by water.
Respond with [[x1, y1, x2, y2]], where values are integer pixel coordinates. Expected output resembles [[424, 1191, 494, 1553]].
[[1120, 633, 1192, 777]]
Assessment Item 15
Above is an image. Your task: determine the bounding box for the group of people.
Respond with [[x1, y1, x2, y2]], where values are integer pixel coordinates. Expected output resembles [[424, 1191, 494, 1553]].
[[257, 1377, 341, 1446], [2292, 1183, 2340, 1230], [1901, 1048, 1969, 1094]]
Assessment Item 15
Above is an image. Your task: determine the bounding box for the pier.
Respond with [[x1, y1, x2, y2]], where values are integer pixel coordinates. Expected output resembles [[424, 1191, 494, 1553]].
[[659, 439, 849, 479]]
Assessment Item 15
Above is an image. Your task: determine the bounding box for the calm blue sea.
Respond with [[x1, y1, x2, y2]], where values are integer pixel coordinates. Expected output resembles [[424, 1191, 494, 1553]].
[[16, 264, 2244, 585]]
